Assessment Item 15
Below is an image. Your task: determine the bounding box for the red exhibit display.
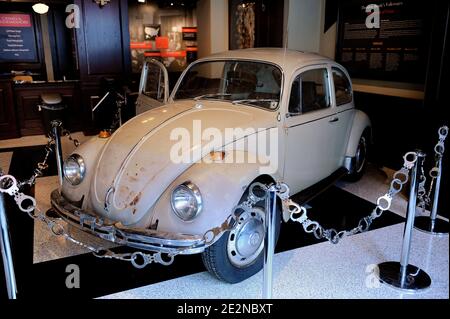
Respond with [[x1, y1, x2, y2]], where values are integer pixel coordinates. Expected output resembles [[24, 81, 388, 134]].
[[155, 36, 169, 50]]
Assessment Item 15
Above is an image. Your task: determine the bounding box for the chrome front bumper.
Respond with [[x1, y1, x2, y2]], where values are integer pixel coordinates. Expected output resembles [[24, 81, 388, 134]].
[[50, 190, 206, 255]]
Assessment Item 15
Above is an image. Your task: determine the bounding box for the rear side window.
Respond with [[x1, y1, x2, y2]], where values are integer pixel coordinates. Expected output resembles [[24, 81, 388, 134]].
[[288, 68, 330, 114], [332, 67, 352, 106]]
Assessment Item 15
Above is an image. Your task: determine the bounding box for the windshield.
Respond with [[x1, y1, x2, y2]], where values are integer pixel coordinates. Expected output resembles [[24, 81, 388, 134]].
[[174, 60, 282, 110]]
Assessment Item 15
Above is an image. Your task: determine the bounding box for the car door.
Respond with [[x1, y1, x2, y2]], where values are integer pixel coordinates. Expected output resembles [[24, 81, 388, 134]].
[[135, 59, 170, 115], [329, 66, 355, 168], [283, 65, 337, 194]]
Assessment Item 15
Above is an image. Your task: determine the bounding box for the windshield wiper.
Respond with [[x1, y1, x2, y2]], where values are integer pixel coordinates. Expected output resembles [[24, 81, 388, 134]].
[[231, 99, 279, 105], [193, 93, 232, 101]]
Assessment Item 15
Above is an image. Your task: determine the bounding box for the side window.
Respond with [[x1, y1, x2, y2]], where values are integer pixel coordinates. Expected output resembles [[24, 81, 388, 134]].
[[144, 62, 166, 100], [332, 67, 352, 106], [288, 68, 330, 115], [288, 76, 301, 114], [301, 68, 330, 113]]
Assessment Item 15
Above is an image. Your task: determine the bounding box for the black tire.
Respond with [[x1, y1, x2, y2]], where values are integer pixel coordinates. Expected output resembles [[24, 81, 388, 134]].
[[202, 200, 281, 284], [346, 132, 369, 182]]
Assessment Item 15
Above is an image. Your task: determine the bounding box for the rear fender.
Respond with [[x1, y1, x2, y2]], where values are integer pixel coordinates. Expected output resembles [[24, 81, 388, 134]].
[[345, 110, 371, 157]]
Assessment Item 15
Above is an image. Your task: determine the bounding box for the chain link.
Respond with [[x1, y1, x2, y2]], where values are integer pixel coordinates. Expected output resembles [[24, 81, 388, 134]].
[[15, 122, 80, 188], [202, 182, 268, 245], [417, 165, 429, 212], [282, 151, 418, 244], [0, 174, 176, 269], [60, 127, 80, 148], [220, 151, 418, 245], [416, 125, 448, 212], [18, 135, 55, 188]]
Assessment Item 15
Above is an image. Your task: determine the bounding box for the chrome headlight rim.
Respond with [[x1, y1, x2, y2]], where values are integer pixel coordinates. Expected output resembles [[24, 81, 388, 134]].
[[170, 181, 203, 221], [63, 154, 86, 186]]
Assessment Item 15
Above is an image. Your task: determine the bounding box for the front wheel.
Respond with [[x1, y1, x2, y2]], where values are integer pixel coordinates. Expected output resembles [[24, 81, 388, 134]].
[[202, 205, 281, 283]]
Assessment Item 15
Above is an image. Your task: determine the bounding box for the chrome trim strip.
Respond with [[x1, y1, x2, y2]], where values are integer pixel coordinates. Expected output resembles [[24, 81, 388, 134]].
[[344, 156, 355, 174]]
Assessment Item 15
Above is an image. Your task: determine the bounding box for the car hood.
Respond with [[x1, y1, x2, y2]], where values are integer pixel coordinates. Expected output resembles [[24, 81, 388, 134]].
[[90, 100, 276, 225]]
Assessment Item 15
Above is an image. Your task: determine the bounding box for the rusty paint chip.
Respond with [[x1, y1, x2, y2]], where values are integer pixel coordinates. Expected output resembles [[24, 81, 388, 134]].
[[129, 192, 142, 206]]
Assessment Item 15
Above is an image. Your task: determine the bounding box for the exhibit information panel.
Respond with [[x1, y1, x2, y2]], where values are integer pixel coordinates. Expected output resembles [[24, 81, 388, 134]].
[[0, 13, 38, 62], [336, 1, 430, 83]]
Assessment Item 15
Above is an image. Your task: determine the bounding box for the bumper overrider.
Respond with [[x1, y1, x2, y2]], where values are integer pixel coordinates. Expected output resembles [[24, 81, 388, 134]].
[[50, 190, 210, 255]]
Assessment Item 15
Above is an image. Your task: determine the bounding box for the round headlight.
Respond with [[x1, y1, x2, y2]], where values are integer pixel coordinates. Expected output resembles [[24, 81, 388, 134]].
[[170, 181, 202, 221], [63, 154, 85, 186]]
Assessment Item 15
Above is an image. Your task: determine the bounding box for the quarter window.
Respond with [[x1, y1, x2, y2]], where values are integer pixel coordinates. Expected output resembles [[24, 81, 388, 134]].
[[143, 62, 166, 101], [332, 67, 352, 106], [288, 68, 330, 114]]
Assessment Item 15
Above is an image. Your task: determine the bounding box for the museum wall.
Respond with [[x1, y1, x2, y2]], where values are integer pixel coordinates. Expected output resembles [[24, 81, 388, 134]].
[[285, 0, 322, 53], [305, 0, 448, 217], [197, 0, 228, 58], [197, 0, 335, 58], [128, 2, 197, 74]]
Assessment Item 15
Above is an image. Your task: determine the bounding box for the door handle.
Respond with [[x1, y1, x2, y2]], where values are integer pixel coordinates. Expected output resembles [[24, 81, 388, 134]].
[[329, 117, 339, 123]]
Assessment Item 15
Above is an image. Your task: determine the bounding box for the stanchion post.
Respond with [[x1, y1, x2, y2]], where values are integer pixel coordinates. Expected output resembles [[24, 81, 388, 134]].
[[263, 185, 277, 299], [51, 120, 64, 186], [0, 192, 17, 299], [377, 151, 432, 292], [414, 151, 449, 235], [399, 151, 424, 282], [430, 156, 442, 222]]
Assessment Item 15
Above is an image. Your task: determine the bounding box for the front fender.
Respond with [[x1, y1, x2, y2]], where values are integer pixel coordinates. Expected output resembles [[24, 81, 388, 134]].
[[60, 136, 108, 210], [149, 150, 280, 239], [345, 110, 371, 157]]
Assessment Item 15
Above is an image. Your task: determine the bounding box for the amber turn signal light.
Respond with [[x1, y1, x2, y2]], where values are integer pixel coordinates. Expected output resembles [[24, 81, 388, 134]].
[[210, 151, 226, 161], [98, 130, 111, 138]]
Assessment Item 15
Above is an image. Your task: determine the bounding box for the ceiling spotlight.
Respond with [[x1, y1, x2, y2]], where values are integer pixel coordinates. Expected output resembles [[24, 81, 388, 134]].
[[138, 0, 145, 3], [32, 3, 49, 14]]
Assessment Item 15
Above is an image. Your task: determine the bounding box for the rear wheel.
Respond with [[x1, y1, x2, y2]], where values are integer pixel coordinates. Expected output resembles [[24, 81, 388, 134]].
[[346, 133, 369, 182], [202, 199, 281, 283]]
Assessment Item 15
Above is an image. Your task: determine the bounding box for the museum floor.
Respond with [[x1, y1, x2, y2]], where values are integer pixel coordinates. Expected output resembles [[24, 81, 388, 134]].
[[0, 134, 448, 299]]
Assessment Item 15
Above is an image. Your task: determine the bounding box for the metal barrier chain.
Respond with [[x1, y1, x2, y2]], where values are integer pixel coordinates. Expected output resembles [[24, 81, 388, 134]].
[[428, 126, 448, 196], [0, 174, 175, 269], [202, 182, 266, 245], [18, 135, 55, 188], [15, 122, 79, 188], [60, 126, 80, 148], [417, 165, 429, 212], [285, 151, 419, 245]]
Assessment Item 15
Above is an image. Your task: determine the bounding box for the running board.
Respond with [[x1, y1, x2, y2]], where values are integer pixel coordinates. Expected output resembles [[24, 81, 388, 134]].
[[290, 167, 349, 206]]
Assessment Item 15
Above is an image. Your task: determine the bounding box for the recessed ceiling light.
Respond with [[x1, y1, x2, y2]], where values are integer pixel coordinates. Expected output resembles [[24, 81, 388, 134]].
[[32, 3, 49, 14]]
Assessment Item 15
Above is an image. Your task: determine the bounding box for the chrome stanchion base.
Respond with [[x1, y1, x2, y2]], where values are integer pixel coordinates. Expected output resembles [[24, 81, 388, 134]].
[[377, 261, 431, 292], [414, 216, 449, 235]]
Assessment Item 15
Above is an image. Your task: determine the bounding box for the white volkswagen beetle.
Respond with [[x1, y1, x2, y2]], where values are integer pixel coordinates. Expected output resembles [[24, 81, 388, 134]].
[[51, 48, 371, 283]]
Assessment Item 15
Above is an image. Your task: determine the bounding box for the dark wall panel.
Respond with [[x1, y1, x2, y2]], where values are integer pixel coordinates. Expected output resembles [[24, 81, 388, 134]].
[[82, 0, 124, 76], [75, 0, 131, 82]]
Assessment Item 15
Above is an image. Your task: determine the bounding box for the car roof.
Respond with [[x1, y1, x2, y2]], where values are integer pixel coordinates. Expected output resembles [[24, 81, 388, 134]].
[[199, 48, 333, 72]]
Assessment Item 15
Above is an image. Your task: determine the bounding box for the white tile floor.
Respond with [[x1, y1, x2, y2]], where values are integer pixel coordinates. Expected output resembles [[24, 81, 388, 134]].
[[0, 134, 448, 299], [101, 223, 448, 299]]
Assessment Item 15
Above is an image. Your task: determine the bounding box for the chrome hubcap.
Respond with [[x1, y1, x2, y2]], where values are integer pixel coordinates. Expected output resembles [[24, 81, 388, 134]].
[[227, 207, 265, 267], [355, 136, 367, 173]]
